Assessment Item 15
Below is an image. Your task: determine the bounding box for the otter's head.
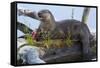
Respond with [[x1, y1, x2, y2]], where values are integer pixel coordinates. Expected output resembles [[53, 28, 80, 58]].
[[38, 10, 54, 22]]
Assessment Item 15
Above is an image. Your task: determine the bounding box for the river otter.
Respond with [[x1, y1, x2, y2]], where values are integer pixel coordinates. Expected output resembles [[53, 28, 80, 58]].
[[18, 9, 94, 60], [37, 10, 93, 60], [37, 10, 66, 39]]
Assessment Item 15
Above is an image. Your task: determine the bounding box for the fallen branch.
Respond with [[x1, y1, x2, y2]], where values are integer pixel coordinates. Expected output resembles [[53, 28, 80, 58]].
[[17, 22, 33, 34]]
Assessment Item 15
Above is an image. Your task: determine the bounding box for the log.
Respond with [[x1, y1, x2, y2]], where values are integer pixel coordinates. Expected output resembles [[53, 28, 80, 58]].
[[82, 8, 90, 24], [18, 9, 39, 20], [43, 51, 82, 63], [17, 22, 33, 34], [41, 44, 96, 63]]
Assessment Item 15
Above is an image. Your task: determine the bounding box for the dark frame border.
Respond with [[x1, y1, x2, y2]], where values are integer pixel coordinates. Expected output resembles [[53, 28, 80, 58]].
[[11, 1, 98, 66]]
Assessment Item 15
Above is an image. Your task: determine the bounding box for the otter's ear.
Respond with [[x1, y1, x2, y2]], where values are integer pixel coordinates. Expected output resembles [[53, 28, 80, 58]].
[[18, 9, 39, 20]]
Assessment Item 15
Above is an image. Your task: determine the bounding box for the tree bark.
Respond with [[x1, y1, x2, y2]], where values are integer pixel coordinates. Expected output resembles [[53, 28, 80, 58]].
[[82, 8, 90, 24]]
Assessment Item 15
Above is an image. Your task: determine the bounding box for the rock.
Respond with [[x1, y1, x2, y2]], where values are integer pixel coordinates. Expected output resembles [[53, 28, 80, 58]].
[[17, 38, 46, 65]]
